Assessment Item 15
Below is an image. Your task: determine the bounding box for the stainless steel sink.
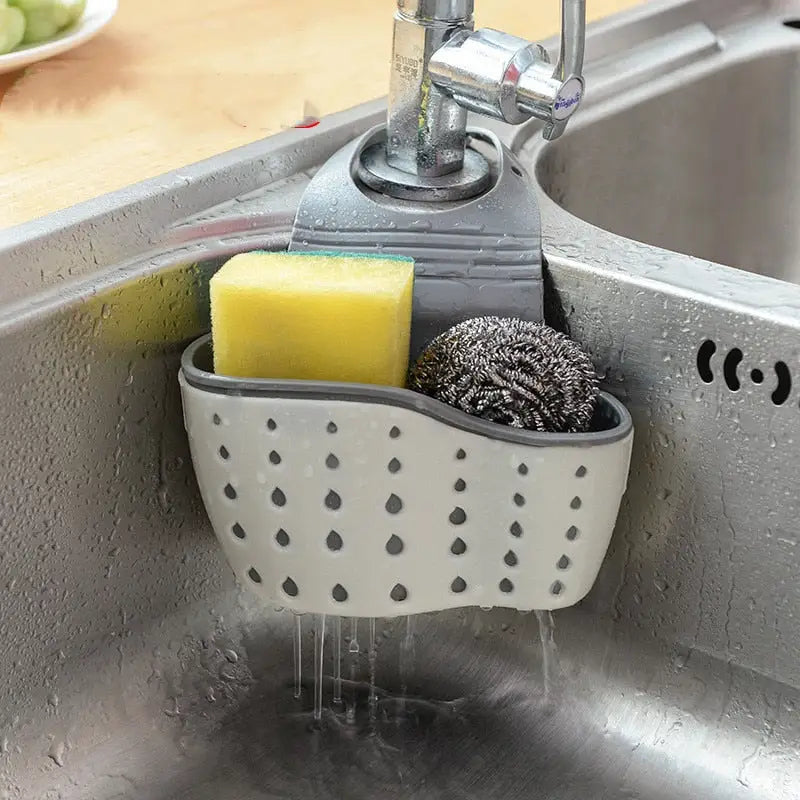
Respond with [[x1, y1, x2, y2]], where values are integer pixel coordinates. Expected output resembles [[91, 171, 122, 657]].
[[3, 2, 800, 798], [534, 8, 800, 282]]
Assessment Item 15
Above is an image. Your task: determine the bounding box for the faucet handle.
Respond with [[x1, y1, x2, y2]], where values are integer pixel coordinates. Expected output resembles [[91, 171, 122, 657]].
[[428, 0, 586, 139], [546, 0, 586, 139]]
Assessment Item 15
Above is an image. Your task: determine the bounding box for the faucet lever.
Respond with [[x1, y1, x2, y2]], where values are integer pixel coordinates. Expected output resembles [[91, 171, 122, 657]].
[[428, 0, 586, 140]]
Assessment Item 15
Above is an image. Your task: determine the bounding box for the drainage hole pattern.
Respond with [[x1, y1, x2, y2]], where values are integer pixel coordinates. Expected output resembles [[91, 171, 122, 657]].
[[210, 415, 601, 608]]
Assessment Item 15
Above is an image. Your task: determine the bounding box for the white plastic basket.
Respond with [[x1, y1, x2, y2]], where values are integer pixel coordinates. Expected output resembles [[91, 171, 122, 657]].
[[180, 335, 633, 616]]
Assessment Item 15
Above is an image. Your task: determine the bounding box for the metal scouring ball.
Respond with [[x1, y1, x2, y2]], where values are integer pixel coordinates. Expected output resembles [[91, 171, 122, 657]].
[[408, 316, 599, 434]]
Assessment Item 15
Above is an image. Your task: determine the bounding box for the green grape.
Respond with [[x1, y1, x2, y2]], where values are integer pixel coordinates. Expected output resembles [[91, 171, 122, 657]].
[[21, 8, 64, 43], [0, 4, 25, 54], [62, 0, 85, 25], [8, 0, 86, 45]]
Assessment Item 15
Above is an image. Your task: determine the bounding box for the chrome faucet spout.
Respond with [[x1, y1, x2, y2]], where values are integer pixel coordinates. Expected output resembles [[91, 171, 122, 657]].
[[385, 0, 586, 181]]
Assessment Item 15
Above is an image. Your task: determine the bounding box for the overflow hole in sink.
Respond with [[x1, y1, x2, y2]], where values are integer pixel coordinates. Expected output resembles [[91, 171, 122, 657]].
[[696, 340, 793, 405], [774, 361, 791, 405], [697, 339, 716, 383], [723, 348, 743, 391]]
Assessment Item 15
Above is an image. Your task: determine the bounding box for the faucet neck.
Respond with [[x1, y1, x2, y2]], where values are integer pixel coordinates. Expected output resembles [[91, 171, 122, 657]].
[[386, 1, 474, 178]]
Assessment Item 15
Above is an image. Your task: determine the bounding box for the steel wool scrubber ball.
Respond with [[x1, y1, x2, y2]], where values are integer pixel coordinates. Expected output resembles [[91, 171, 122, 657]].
[[408, 316, 600, 434]]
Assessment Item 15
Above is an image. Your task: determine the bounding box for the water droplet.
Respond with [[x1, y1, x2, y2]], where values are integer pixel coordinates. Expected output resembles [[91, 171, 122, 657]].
[[48, 739, 66, 767]]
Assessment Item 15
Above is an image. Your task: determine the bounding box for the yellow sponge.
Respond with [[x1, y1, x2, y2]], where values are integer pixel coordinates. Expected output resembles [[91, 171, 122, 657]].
[[210, 251, 415, 386]]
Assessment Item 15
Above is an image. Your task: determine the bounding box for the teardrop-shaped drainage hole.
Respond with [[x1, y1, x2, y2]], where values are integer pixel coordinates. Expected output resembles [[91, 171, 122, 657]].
[[450, 537, 467, 555], [282, 577, 299, 597], [386, 535, 404, 555], [326, 530, 343, 551], [449, 507, 467, 525], [332, 584, 348, 602], [385, 494, 403, 514], [504, 550, 518, 567], [325, 490, 342, 510], [390, 584, 408, 602]]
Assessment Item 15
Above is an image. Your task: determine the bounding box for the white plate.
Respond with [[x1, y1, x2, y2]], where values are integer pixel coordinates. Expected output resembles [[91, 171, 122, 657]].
[[0, 0, 118, 75]]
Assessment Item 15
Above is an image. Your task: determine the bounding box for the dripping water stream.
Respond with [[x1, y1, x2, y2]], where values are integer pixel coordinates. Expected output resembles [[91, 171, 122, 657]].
[[347, 617, 359, 723], [368, 617, 377, 724], [291, 610, 559, 731], [333, 615, 343, 708], [313, 614, 326, 722], [292, 613, 302, 700], [534, 609, 559, 702]]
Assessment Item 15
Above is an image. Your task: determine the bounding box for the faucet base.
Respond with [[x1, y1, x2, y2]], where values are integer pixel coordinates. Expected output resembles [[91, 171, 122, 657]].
[[359, 132, 491, 202]]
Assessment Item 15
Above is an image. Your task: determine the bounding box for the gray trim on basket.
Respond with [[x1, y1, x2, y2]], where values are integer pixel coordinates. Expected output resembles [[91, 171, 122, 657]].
[[181, 334, 633, 448]]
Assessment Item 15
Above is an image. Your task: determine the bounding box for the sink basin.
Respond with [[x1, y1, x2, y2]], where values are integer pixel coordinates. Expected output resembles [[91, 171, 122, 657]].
[[3, 2, 800, 798], [536, 23, 800, 282]]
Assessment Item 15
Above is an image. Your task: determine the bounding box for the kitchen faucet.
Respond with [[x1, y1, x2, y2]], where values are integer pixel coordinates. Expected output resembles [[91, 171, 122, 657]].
[[359, 0, 586, 200]]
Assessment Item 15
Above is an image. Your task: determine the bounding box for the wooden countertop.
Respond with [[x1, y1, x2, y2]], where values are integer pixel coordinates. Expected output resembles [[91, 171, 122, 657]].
[[0, 0, 641, 229]]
